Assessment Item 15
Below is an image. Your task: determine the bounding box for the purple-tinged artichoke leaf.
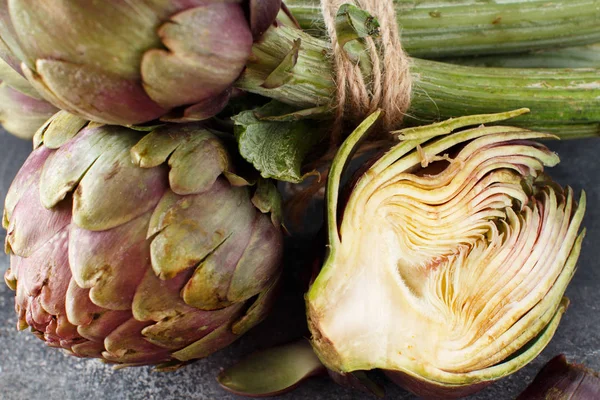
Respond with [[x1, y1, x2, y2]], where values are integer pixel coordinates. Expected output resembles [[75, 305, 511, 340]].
[[37, 111, 88, 150], [32, 114, 54, 149], [103, 318, 171, 365], [8, 0, 162, 74], [12, 227, 74, 340], [69, 213, 151, 310], [149, 181, 255, 280], [251, 178, 284, 226], [65, 279, 132, 342], [4, 264, 16, 290], [0, 3, 27, 71], [71, 341, 105, 359], [132, 268, 195, 323], [0, 56, 40, 98], [182, 206, 256, 310], [161, 89, 231, 123], [130, 125, 190, 168], [29, 60, 166, 125], [142, 4, 252, 109], [231, 271, 281, 336], [39, 125, 130, 209], [168, 131, 232, 195], [6, 183, 71, 258], [63, 130, 168, 231], [17, 228, 69, 309], [37, 235, 72, 318], [3, 145, 52, 227], [142, 303, 244, 350], [20, 63, 77, 116], [0, 82, 58, 139], [228, 214, 283, 303], [65, 278, 104, 327], [27, 296, 51, 329], [55, 314, 83, 344], [517, 354, 600, 400], [249, 0, 282, 39], [132, 125, 233, 195], [77, 310, 133, 344], [172, 323, 238, 362], [218, 339, 326, 397], [146, 190, 180, 239], [328, 371, 385, 398]]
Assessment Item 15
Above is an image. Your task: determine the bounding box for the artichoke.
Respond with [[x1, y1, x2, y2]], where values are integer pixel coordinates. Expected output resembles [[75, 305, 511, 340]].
[[3, 111, 284, 368], [0, 0, 280, 125], [306, 109, 586, 398]]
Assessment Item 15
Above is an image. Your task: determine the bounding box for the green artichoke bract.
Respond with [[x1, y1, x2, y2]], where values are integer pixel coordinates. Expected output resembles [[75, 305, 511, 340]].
[[307, 109, 586, 398], [3, 111, 284, 368], [0, 0, 280, 125]]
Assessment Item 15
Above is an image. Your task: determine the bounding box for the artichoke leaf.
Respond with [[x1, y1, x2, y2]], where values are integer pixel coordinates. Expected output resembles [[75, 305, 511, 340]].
[[218, 339, 326, 397]]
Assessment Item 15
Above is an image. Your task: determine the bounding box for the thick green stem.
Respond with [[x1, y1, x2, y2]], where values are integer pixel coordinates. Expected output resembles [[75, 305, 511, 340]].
[[448, 44, 600, 69], [236, 24, 600, 138], [284, 0, 600, 58]]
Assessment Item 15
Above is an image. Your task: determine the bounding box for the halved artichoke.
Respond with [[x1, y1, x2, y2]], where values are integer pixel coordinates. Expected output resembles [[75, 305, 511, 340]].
[[307, 109, 586, 398], [3, 111, 284, 368]]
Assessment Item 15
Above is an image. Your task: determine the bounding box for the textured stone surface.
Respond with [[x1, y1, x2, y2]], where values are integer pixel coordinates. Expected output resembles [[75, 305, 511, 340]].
[[0, 128, 598, 400]]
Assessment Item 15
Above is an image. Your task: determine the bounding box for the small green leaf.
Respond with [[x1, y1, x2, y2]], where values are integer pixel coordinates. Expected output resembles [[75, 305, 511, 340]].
[[335, 4, 380, 49], [218, 340, 326, 397], [252, 178, 284, 226], [261, 39, 301, 89], [35, 110, 88, 149], [233, 103, 326, 183], [335, 3, 380, 71]]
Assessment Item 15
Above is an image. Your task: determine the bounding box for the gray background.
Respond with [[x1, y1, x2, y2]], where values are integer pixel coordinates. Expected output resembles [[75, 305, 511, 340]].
[[0, 129, 598, 400]]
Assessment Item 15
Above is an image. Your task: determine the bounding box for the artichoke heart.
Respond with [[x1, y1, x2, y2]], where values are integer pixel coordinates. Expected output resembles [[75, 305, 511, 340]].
[[307, 109, 586, 398]]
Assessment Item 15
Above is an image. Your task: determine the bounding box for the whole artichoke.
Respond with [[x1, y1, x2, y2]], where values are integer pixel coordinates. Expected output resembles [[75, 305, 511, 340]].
[[306, 110, 586, 398], [0, 0, 280, 125], [3, 112, 284, 368]]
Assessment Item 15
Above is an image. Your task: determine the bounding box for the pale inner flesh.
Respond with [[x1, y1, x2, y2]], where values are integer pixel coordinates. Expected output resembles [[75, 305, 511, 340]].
[[315, 149, 579, 375]]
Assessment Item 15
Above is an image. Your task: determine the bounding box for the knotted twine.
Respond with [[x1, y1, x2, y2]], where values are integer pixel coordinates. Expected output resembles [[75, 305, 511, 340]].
[[321, 0, 412, 143], [288, 0, 413, 225]]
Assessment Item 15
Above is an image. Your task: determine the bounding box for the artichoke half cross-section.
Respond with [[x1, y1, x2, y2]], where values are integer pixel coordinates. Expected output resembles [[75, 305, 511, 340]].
[[307, 109, 586, 398], [3, 112, 284, 369]]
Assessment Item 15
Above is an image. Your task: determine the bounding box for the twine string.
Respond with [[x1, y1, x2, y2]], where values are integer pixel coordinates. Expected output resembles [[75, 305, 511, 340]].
[[321, 0, 412, 142]]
